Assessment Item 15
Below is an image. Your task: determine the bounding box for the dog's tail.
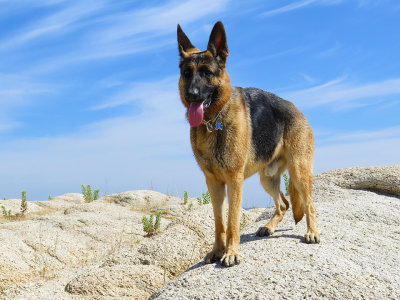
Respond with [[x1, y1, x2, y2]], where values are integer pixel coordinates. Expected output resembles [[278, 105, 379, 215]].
[[288, 177, 306, 224]]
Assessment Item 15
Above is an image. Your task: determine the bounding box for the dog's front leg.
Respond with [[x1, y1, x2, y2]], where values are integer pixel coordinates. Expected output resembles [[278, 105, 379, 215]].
[[204, 176, 227, 264], [221, 172, 243, 267]]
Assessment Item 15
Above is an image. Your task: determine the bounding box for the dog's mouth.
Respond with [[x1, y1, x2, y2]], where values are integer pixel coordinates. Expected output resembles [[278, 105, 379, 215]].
[[204, 97, 212, 108], [188, 97, 212, 127]]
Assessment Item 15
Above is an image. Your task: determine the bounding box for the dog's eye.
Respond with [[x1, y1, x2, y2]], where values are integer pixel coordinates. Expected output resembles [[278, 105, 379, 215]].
[[183, 69, 192, 78], [200, 68, 213, 77]]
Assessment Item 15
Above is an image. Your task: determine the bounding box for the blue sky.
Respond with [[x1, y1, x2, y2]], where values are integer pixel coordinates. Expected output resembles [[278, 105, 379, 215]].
[[0, 0, 399, 206]]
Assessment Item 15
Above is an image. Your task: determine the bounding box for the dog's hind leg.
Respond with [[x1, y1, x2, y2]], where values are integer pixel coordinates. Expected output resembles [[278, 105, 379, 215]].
[[256, 164, 289, 237], [204, 176, 227, 264]]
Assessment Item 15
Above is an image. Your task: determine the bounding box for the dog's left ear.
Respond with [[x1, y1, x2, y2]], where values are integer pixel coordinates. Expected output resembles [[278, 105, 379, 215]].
[[207, 21, 229, 67]]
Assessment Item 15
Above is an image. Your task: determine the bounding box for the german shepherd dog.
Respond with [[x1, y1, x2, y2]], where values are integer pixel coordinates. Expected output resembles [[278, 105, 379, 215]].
[[177, 21, 320, 267]]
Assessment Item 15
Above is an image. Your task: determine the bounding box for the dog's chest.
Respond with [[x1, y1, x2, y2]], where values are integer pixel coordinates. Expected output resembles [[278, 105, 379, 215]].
[[190, 125, 244, 174]]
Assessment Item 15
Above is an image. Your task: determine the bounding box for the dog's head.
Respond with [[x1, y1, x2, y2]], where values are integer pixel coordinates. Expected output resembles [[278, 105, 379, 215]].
[[177, 21, 231, 127]]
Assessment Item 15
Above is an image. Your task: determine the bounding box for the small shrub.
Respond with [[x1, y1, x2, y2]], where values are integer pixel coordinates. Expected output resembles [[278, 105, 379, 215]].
[[183, 190, 188, 204], [142, 211, 162, 236], [3, 197, 6, 200], [197, 191, 211, 205], [48, 195, 52, 200], [20, 190, 27, 215], [1, 205, 12, 219], [283, 173, 289, 196], [188, 202, 193, 211], [202, 191, 211, 204], [81, 184, 100, 203], [93, 189, 100, 200]]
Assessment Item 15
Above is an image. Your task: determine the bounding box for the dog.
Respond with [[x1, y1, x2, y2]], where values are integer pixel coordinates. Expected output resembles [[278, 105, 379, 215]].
[[177, 21, 320, 267]]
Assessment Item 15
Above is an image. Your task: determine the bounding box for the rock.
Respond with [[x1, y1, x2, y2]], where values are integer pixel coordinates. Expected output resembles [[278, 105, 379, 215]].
[[1, 166, 399, 299], [65, 265, 166, 298], [316, 165, 400, 196], [106, 190, 182, 209], [151, 166, 400, 299]]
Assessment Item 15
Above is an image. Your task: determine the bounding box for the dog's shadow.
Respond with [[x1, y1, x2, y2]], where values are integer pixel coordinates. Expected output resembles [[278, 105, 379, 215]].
[[186, 228, 303, 272], [240, 228, 303, 244]]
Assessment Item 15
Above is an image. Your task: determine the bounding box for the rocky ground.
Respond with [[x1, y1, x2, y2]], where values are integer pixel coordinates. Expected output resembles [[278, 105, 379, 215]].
[[0, 166, 399, 299]]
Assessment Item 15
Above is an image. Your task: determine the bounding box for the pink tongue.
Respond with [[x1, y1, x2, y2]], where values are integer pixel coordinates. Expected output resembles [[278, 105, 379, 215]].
[[188, 102, 204, 127]]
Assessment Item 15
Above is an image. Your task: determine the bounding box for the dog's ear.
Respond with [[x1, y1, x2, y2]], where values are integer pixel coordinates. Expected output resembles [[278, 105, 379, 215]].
[[207, 21, 229, 66], [177, 24, 195, 58]]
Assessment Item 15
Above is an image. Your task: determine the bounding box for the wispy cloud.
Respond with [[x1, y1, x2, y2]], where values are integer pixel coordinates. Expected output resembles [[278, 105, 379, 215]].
[[259, 0, 343, 17], [0, 1, 107, 50], [0, 76, 197, 200], [283, 77, 400, 109], [93, 0, 228, 44], [3, 0, 229, 74], [0, 73, 55, 105], [299, 73, 317, 84], [260, 0, 316, 17], [316, 43, 342, 58], [318, 126, 400, 143], [315, 136, 400, 174], [91, 77, 178, 111], [0, 121, 22, 132]]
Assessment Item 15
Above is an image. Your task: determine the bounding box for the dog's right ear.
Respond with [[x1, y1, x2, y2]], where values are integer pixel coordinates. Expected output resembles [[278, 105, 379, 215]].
[[177, 24, 194, 58]]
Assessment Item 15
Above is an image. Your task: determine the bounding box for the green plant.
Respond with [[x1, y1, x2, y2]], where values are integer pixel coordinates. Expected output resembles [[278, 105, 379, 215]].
[[21, 190, 27, 215], [3, 196, 6, 200], [183, 190, 188, 204], [202, 191, 211, 204], [283, 173, 289, 196], [48, 195, 52, 200], [81, 184, 100, 203], [142, 211, 162, 236], [1, 205, 12, 218], [93, 189, 100, 200], [188, 202, 193, 211], [197, 191, 211, 205]]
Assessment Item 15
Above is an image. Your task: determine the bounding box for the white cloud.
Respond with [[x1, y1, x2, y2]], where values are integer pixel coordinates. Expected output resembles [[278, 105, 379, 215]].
[[0, 76, 201, 201], [259, 0, 343, 17], [315, 137, 400, 174], [91, 77, 178, 110], [0, 121, 22, 132], [0, 1, 107, 50], [3, 0, 229, 74], [0, 73, 55, 112], [1, 74, 398, 206], [93, 0, 228, 44], [283, 77, 400, 109], [318, 126, 400, 143], [260, 0, 317, 17]]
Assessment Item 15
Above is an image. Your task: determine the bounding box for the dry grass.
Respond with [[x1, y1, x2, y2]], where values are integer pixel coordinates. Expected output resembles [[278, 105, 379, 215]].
[[0, 207, 61, 223]]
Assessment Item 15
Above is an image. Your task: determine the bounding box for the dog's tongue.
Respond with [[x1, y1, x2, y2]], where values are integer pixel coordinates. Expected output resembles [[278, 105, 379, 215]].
[[188, 102, 204, 127]]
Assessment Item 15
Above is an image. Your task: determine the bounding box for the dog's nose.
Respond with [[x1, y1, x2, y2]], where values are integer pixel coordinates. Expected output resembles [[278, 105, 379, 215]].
[[189, 88, 199, 97], [187, 87, 201, 102]]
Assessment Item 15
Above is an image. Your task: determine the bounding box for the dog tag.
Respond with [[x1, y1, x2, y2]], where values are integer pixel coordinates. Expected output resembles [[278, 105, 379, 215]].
[[206, 122, 214, 132]]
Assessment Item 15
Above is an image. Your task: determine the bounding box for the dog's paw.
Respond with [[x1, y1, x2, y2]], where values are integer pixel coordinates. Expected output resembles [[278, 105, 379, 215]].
[[220, 250, 240, 267], [305, 230, 320, 244], [256, 226, 274, 237], [204, 248, 224, 264]]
